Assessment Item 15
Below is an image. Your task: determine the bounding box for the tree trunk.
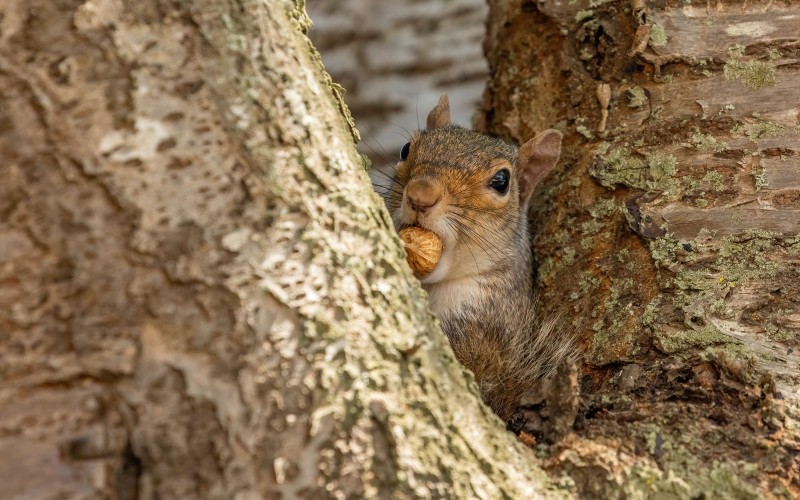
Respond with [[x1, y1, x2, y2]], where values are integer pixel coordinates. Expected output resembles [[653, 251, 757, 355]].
[[481, 0, 799, 496], [0, 0, 557, 498]]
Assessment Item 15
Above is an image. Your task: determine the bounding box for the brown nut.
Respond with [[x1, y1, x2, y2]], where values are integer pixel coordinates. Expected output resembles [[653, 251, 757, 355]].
[[398, 227, 443, 277]]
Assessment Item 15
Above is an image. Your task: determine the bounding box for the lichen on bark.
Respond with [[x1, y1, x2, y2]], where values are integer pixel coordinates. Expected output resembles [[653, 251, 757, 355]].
[[482, 0, 800, 495], [0, 0, 567, 498]]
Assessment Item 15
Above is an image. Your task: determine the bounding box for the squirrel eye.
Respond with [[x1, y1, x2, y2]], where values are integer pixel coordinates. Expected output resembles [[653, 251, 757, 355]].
[[490, 169, 510, 194], [399, 142, 411, 160]]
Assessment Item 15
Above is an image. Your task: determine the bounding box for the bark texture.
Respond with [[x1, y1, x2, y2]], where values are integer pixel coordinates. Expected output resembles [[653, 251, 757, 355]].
[[0, 0, 557, 498], [482, 0, 800, 497]]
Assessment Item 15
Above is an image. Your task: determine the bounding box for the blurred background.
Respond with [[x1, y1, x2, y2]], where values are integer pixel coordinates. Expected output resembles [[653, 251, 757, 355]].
[[307, 0, 489, 173]]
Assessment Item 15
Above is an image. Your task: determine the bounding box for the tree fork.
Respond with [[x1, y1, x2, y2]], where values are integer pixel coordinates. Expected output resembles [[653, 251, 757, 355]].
[[0, 0, 570, 498], [482, 0, 800, 496]]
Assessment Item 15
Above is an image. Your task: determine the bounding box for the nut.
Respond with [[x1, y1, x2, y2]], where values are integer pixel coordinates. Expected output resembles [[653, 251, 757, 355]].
[[398, 227, 443, 277]]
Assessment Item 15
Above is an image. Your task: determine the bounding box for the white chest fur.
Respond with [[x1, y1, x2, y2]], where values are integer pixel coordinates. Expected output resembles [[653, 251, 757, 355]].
[[423, 277, 483, 321]]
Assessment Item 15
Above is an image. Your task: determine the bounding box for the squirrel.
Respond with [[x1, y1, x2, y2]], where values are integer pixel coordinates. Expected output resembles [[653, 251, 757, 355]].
[[379, 94, 573, 422]]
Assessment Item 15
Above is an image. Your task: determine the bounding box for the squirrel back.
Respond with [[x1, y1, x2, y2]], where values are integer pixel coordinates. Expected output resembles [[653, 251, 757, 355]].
[[381, 94, 572, 421]]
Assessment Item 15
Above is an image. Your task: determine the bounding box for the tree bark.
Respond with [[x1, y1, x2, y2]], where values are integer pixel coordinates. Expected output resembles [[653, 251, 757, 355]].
[[0, 0, 565, 498], [482, 0, 799, 496]]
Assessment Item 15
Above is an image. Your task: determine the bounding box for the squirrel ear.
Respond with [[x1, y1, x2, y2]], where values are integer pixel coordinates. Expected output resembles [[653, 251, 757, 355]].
[[517, 129, 562, 204], [426, 94, 451, 130]]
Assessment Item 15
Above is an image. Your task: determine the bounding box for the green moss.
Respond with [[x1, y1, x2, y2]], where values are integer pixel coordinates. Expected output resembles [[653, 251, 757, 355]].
[[649, 23, 668, 47], [627, 86, 647, 108], [575, 9, 593, 22], [723, 59, 778, 90]]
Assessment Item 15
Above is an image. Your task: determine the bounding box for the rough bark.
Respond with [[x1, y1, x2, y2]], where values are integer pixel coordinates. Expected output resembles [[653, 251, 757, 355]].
[[0, 0, 559, 498], [482, 0, 799, 497]]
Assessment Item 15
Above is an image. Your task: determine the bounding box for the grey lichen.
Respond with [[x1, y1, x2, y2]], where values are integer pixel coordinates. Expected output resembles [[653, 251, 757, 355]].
[[692, 132, 727, 153], [646, 152, 677, 192], [628, 86, 647, 108], [654, 326, 733, 354], [360, 153, 372, 170], [745, 121, 785, 141], [751, 167, 768, 191], [767, 47, 782, 60], [575, 9, 593, 22], [576, 124, 594, 140], [702, 170, 725, 191], [723, 59, 778, 90], [641, 301, 659, 327], [649, 24, 667, 48], [596, 147, 680, 194]]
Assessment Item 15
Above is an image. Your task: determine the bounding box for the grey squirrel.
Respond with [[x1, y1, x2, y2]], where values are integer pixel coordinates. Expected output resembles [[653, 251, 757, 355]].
[[381, 94, 573, 422]]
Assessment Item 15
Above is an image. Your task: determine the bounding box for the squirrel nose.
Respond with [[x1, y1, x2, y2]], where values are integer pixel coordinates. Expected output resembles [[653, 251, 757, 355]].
[[406, 178, 440, 213]]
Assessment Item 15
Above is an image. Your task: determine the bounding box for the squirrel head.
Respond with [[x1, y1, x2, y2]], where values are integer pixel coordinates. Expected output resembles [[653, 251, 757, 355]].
[[388, 94, 563, 285]]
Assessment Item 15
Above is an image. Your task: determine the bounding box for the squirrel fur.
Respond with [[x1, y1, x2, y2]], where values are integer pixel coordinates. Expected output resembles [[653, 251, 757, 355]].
[[381, 94, 573, 421]]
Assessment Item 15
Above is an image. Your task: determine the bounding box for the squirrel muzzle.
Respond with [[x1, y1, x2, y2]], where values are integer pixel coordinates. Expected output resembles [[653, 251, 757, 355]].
[[405, 177, 442, 215]]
